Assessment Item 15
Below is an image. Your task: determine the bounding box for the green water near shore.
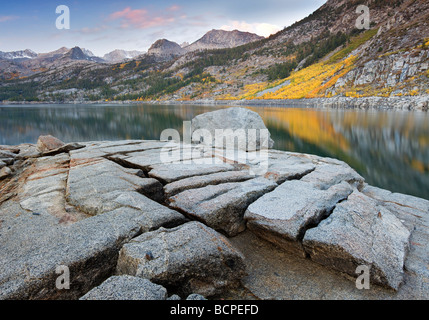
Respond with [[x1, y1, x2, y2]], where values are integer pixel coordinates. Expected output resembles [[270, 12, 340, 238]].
[[1, 103, 428, 200]]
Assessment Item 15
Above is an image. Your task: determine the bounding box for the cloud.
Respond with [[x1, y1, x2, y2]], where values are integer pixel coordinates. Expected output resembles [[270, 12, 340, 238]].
[[167, 5, 181, 12], [0, 15, 18, 23], [109, 7, 176, 29], [220, 20, 282, 37]]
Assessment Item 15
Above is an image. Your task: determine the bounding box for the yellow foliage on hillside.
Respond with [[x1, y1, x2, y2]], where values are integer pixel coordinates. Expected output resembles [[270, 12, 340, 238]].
[[177, 95, 192, 101], [215, 29, 379, 101], [7, 72, 20, 80], [216, 93, 239, 100], [253, 55, 357, 100], [239, 82, 269, 99]]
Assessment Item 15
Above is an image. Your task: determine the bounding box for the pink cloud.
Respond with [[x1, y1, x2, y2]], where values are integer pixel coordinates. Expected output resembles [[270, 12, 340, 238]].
[[109, 7, 176, 29], [167, 5, 181, 12], [220, 21, 282, 38], [0, 15, 18, 23]]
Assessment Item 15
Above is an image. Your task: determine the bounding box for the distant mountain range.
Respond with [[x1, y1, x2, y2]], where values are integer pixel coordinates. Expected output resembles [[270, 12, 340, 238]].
[[0, 49, 38, 61], [146, 29, 263, 59], [0, 0, 428, 104], [0, 29, 263, 79], [0, 47, 142, 63]]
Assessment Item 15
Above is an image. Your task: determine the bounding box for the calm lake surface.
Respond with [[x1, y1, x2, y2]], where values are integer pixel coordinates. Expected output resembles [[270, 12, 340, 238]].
[[1, 103, 428, 200]]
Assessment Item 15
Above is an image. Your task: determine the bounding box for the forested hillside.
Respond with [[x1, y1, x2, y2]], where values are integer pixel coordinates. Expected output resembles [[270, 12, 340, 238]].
[[0, 0, 427, 103]]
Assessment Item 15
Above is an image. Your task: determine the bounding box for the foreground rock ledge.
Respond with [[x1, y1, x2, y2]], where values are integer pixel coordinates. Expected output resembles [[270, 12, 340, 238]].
[[0, 138, 428, 299], [245, 180, 354, 257], [79, 276, 168, 300], [116, 221, 246, 297], [303, 191, 411, 290]]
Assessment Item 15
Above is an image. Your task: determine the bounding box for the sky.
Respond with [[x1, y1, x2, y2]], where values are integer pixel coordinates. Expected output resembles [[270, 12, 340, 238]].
[[0, 0, 326, 56]]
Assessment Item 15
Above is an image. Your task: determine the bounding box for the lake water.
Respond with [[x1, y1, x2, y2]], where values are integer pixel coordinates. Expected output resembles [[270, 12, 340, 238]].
[[1, 103, 428, 200]]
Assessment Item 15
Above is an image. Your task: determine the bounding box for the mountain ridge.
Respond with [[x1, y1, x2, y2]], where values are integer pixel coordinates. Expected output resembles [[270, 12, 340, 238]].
[[0, 0, 427, 105], [103, 49, 145, 63], [147, 39, 185, 58], [184, 29, 264, 52]]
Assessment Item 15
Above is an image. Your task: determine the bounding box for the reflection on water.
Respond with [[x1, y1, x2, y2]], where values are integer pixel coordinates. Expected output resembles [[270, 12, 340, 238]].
[[0, 104, 428, 200]]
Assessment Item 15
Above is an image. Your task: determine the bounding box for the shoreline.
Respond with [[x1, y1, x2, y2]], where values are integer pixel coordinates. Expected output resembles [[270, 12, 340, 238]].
[[1, 94, 428, 111]]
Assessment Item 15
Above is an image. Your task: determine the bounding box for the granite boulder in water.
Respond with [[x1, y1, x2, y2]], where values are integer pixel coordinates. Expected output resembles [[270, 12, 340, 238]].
[[191, 107, 274, 151]]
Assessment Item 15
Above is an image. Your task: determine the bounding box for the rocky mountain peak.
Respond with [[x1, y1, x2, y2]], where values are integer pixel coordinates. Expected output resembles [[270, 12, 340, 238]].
[[102, 49, 144, 63], [184, 29, 264, 52], [63, 47, 104, 63], [82, 48, 95, 57], [147, 39, 184, 58], [66, 47, 87, 60]]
